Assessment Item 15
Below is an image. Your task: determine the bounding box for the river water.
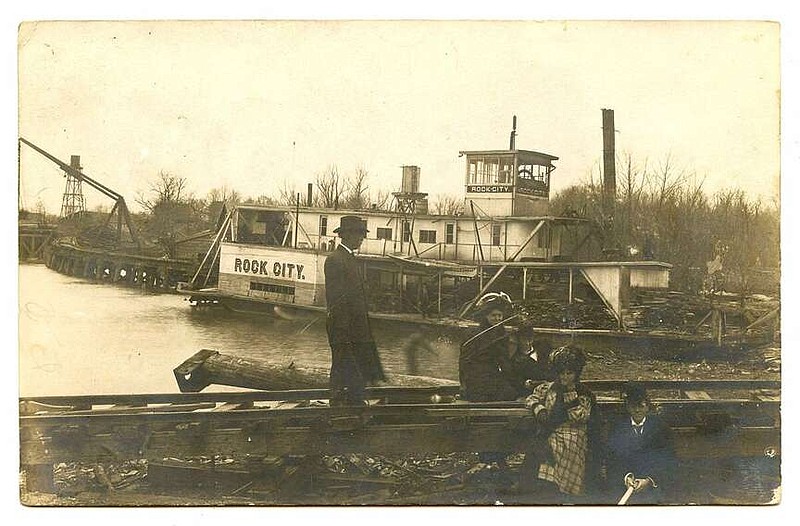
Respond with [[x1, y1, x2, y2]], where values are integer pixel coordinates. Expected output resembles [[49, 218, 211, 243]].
[[18, 264, 463, 396], [19, 264, 777, 397]]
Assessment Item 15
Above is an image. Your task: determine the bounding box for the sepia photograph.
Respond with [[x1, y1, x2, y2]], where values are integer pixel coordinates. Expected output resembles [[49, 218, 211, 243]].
[[14, 17, 786, 510]]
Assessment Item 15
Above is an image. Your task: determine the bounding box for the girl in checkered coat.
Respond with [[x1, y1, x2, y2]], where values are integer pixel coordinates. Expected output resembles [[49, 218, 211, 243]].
[[525, 345, 603, 499]]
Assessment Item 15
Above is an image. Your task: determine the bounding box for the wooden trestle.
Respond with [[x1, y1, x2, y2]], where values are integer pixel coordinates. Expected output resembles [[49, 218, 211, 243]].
[[20, 380, 780, 493], [45, 242, 197, 291]]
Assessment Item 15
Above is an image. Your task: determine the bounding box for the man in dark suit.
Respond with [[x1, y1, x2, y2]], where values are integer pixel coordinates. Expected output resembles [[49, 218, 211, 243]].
[[324, 215, 385, 406], [606, 382, 678, 504]]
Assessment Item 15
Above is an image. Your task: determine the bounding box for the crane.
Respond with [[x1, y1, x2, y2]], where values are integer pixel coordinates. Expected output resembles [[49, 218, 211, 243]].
[[19, 137, 141, 248]]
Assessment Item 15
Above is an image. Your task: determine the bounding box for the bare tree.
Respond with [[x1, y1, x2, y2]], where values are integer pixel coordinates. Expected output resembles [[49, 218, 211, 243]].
[[314, 164, 343, 209], [369, 188, 392, 211], [135, 171, 188, 212], [207, 185, 241, 205], [431, 193, 465, 215], [342, 165, 370, 209], [242, 194, 279, 206], [277, 180, 300, 206]]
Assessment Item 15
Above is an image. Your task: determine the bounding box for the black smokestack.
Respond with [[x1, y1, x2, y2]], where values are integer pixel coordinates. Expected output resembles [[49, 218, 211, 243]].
[[307, 183, 313, 207], [602, 109, 616, 203], [509, 115, 517, 150]]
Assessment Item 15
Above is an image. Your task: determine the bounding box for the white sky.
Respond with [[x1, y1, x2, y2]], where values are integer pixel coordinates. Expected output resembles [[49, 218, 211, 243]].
[[17, 20, 780, 214]]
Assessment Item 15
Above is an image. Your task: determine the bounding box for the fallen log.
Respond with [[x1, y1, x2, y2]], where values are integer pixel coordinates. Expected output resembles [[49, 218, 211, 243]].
[[174, 349, 458, 393]]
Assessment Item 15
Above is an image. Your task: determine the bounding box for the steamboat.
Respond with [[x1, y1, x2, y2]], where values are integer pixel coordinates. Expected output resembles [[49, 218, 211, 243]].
[[182, 116, 763, 352]]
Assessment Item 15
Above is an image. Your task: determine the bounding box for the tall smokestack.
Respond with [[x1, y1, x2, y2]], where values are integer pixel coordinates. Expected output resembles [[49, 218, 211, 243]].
[[509, 115, 517, 150], [602, 109, 616, 203], [307, 183, 313, 207]]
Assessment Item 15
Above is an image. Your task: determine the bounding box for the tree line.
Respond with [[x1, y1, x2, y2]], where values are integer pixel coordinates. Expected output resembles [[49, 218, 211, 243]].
[[550, 153, 779, 293], [127, 165, 466, 252]]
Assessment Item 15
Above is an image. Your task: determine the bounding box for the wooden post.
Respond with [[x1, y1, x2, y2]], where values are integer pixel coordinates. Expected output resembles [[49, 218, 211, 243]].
[[568, 267, 574, 304], [438, 271, 442, 314], [459, 220, 545, 318], [522, 267, 528, 300]]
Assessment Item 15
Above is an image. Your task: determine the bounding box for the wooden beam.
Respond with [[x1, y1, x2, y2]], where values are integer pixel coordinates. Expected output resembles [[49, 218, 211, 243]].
[[459, 220, 546, 318]]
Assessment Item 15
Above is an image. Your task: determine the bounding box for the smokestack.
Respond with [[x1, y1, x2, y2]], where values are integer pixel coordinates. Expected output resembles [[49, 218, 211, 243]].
[[509, 115, 517, 150], [306, 183, 313, 207], [602, 109, 616, 202]]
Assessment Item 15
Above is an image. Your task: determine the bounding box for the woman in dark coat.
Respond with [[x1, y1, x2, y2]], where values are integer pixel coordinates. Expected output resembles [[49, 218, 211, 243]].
[[458, 292, 519, 402]]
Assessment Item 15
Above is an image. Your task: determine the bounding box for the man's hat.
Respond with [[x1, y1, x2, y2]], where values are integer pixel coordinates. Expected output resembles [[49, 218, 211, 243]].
[[333, 215, 369, 235], [621, 382, 649, 404]]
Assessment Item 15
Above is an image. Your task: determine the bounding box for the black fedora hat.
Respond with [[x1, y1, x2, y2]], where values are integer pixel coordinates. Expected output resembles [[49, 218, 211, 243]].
[[333, 215, 369, 234]]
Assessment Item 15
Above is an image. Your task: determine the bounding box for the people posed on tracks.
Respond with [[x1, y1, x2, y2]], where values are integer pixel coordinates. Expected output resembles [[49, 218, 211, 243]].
[[606, 382, 677, 505], [522, 345, 604, 502], [324, 215, 386, 407]]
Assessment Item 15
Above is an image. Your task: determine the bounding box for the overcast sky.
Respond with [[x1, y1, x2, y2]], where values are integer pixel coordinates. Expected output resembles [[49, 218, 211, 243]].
[[18, 20, 780, 214]]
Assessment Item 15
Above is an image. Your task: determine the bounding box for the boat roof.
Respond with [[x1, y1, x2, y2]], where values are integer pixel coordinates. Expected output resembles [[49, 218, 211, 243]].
[[233, 203, 587, 223], [458, 149, 559, 161], [475, 260, 674, 269]]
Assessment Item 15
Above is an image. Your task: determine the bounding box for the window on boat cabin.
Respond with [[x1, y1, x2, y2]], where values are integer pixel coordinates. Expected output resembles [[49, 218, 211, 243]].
[[491, 224, 502, 246], [445, 223, 455, 244], [517, 163, 551, 195], [319, 216, 328, 237], [249, 281, 296, 296], [468, 156, 514, 185], [419, 230, 437, 244], [377, 227, 393, 240], [402, 221, 411, 242]]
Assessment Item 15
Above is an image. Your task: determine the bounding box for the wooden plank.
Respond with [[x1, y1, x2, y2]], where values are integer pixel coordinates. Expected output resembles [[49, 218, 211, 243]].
[[42, 402, 218, 416], [211, 401, 254, 412], [19, 399, 780, 432], [424, 408, 530, 418], [17, 379, 781, 408], [20, 421, 780, 465], [272, 401, 305, 410], [685, 391, 713, 400]]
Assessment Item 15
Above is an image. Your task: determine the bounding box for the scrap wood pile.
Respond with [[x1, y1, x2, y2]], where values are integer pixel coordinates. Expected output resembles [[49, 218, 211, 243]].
[[317, 452, 522, 498], [50, 459, 148, 495], [516, 300, 618, 330], [38, 453, 522, 501], [625, 290, 780, 337]]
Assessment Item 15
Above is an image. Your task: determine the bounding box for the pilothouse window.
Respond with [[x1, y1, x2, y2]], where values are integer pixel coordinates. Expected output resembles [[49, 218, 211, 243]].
[[468, 156, 514, 185]]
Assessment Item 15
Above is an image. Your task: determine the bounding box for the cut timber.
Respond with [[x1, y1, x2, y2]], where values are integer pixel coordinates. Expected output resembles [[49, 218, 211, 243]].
[[684, 391, 712, 400], [174, 349, 458, 393]]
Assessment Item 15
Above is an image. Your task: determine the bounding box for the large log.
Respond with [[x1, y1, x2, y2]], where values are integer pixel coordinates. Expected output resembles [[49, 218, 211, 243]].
[[173, 349, 458, 393]]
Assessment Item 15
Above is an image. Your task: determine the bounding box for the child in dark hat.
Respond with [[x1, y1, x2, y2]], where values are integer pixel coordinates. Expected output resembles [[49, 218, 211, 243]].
[[606, 382, 677, 504]]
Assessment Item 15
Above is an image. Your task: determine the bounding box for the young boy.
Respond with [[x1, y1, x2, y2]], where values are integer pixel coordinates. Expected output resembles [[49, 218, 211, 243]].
[[606, 382, 677, 504]]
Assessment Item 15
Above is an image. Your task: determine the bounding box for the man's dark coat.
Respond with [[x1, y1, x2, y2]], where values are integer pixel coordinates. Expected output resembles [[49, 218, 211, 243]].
[[606, 413, 677, 503], [324, 245, 385, 403]]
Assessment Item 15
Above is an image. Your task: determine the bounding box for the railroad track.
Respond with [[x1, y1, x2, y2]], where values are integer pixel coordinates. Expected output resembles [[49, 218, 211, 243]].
[[20, 380, 780, 494]]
